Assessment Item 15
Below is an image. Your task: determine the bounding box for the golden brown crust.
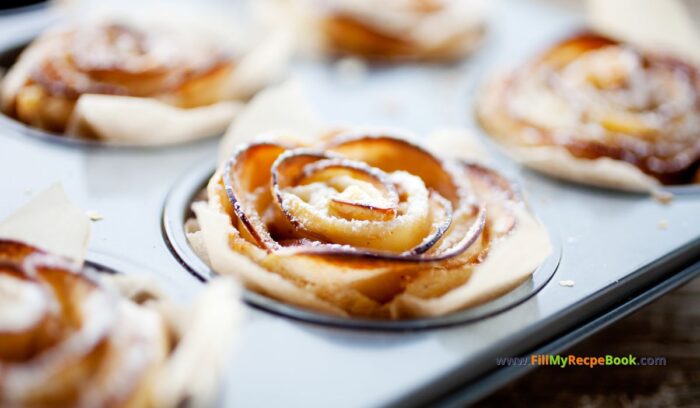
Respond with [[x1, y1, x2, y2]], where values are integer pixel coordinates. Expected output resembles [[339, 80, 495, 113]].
[[477, 32, 700, 189]]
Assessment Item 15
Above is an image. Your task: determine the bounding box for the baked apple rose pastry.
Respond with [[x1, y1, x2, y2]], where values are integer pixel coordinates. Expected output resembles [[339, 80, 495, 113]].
[[0, 18, 289, 144], [0, 187, 240, 407], [0, 240, 239, 408], [477, 32, 700, 190], [193, 130, 551, 319], [286, 0, 488, 60]]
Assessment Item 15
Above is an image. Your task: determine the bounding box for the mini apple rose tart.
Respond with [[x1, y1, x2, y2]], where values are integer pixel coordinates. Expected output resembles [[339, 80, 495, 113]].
[[477, 32, 700, 190], [0, 239, 239, 408], [0, 18, 289, 144], [287, 0, 487, 60], [193, 130, 551, 319]]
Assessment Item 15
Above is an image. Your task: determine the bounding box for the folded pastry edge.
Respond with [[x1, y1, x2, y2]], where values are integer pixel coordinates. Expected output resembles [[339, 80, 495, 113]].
[[193, 201, 349, 318]]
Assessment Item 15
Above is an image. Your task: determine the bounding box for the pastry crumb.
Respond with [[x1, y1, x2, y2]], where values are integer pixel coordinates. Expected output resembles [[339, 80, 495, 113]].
[[334, 57, 368, 84], [23, 188, 32, 196], [657, 219, 668, 230], [86, 210, 104, 221], [559, 280, 575, 287], [651, 190, 674, 205]]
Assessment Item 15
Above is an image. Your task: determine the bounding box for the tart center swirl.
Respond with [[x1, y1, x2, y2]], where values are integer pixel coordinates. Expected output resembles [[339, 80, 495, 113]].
[[222, 134, 485, 261]]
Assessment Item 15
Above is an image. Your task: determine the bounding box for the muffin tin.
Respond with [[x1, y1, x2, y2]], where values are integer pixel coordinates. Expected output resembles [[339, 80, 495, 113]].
[[2, 1, 700, 407]]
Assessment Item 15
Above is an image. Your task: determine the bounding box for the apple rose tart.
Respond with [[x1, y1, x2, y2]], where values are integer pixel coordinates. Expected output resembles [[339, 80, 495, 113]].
[[477, 32, 700, 190], [0, 239, 239, 407], [288, 0, 487, 60], [0, 18, 289, 144], [193, 130, 551, 319]]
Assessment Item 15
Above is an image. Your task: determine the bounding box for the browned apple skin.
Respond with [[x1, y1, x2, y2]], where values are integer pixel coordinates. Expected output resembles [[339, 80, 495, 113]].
[[218, 135, 504, 264]]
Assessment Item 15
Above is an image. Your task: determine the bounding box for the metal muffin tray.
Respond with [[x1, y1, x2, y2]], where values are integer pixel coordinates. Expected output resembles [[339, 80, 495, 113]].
[[2, 1, 700, 407]]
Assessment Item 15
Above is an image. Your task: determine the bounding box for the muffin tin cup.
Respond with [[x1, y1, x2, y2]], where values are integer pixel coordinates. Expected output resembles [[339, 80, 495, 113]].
[[85, 251, 197, 300], [662, 183, 700, 195], [0, 0, 48, 16], [162, 161, 562, 331]]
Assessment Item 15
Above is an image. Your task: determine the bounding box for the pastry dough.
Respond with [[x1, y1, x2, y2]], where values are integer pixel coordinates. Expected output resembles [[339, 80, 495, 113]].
[[282, 0, 488, 60], [588, 0, 700, 66], [0, 185, 91, 265]]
